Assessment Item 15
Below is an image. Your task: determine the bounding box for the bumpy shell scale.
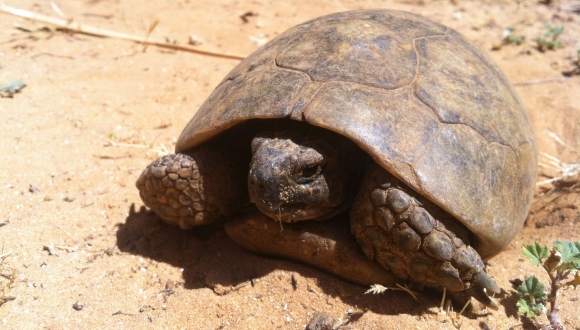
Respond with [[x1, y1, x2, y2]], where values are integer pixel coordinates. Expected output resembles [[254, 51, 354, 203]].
[[176, 10, 537, 259]]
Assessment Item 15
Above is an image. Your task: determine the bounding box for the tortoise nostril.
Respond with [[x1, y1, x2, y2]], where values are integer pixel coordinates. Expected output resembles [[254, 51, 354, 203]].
[[296, 165, 322, 184], [249, 179, 265, 190], [300, 166, 319, 178]]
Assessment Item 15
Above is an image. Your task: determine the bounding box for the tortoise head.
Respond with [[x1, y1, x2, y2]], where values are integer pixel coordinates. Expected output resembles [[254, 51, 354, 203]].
[[248, 128, 361, 222]]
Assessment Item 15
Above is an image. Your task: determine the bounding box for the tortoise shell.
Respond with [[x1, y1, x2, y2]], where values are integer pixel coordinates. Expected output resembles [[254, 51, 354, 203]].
[[176, 10, 537, 259]]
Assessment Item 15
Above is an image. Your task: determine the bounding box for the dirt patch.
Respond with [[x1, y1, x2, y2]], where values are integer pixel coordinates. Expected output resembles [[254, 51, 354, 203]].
[[1, 0, 579, 329]]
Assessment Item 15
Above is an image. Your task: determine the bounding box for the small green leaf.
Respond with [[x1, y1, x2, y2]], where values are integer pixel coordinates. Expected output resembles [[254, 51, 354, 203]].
[[523, 243, 549, 266], [554, 241, 580, 261], [517, 297, 546, 318], [0, 80, 26, 98], [518, 276, 547, 304], [554, 241, 580, 271]]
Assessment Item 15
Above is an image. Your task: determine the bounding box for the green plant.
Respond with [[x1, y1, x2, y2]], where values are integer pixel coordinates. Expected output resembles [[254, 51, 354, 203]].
[[0, 80, 26, 98], [535, 24, 564, 51], [503, 27, 525, 45], [517, 241, 580, 330], [0, 62, 26, 98], [492, 27, 525, 50]]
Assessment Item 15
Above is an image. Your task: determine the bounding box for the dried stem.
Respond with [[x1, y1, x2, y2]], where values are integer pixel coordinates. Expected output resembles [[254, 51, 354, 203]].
[[513, 77, 569, 86], [0, 2, 246, 60], [546, 269, 564, 330]]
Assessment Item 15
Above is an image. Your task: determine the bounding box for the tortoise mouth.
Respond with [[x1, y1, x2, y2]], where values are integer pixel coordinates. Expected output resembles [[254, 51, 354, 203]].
[[256, 201, 334, 222]]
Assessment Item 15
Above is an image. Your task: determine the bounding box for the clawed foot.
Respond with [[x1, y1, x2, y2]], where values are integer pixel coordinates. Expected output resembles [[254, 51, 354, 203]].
[[136, 146, 249, 229], [351, 163, 500, 307]]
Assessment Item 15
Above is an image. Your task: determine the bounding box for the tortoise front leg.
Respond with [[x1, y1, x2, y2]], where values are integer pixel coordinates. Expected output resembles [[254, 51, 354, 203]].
[[224, 211, 398, 287], [350, 163, 500, 307], [136, 142, 249, 229]]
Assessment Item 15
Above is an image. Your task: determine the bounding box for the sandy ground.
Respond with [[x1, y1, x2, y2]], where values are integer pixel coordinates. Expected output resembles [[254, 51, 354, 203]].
[[1, 0, 579, 329]]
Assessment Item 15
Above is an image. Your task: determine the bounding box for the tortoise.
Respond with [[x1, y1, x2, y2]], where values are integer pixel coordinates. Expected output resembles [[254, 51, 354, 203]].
[[136, 9, 537, 306]]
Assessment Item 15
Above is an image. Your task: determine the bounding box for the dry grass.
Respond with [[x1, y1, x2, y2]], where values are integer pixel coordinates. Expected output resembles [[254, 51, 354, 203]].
[[0, 244, 16, 308], [536, 132, 580, 194]]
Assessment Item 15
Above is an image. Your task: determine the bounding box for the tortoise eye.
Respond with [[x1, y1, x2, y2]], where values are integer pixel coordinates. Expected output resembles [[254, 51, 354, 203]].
[[296, 165, 322, 184]]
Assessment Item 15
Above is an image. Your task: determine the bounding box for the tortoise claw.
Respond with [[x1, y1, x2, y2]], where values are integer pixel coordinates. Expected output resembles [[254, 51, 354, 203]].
[[467, 285, 499, 310], [472, 271, 500, 294]]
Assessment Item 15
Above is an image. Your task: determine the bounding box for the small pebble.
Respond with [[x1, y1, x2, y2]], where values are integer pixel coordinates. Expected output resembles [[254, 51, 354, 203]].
[[188, 34, 204, 45], [43, 245, 57, 256]]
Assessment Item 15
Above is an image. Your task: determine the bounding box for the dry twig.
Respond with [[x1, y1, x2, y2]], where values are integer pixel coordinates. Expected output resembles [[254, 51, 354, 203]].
[[513, 78, 569, 86], [104, 141, 170, 158], [0, 2, 245, 60], [365, 283, 420, 302], [0, 251, 12, 262]]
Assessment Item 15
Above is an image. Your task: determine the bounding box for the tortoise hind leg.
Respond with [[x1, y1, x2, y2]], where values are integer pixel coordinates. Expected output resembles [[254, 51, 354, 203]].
[[136, 140, 250, 229], [350, 163, 500, 306]]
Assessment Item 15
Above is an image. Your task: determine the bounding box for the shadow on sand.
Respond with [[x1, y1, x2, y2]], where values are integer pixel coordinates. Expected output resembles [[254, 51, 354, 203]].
[[116, 204, 500, 319]]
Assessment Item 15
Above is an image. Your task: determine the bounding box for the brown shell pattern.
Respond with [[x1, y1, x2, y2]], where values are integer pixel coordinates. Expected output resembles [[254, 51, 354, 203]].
[[176, 10, 537, 259]]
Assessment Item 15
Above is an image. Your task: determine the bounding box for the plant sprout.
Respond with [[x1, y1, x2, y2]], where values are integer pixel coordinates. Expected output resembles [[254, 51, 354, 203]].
[[517, 241, 580, 330]]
